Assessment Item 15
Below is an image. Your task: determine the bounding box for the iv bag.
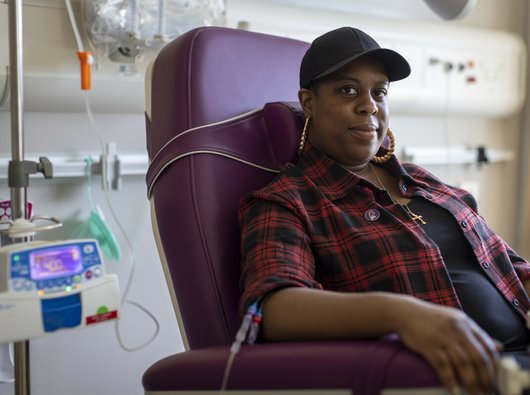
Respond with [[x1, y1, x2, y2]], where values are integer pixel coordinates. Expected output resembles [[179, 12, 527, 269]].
[[82, 0, 226, 57]]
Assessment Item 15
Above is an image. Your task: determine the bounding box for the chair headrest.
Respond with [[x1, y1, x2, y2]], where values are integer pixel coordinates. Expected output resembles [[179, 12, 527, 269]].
[[146, 101, 304, 198], [146, 26, 309, 161]]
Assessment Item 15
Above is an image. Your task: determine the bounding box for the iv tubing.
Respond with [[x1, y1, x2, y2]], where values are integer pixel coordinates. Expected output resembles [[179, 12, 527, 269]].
[[64, 0, 84, 52], [65, 0, 160, 352], [129, 0, 140, 36], [157, 0, 167, 37], [220, 304, 258, 392], [83, 91, 160, 352]]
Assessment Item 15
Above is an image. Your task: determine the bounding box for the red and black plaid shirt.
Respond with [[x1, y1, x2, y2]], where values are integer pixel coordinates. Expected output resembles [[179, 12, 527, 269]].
[[238, 142, 530, 318]]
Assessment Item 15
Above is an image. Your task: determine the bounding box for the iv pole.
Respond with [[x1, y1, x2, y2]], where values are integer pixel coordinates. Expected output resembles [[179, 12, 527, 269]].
[[8, 0, 30, 394], [6, 0, 57, 392]]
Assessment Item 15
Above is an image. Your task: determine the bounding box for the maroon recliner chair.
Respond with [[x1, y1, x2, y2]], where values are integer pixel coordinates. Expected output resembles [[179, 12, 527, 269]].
[[143, 26, 444, 394]]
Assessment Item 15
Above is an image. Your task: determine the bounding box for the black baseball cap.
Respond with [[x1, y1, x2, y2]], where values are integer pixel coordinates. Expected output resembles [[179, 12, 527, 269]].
[[299, 27, 411, 89]]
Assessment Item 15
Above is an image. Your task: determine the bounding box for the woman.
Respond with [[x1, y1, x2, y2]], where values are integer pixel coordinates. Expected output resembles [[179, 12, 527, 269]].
[[238, 27, 530, 395]]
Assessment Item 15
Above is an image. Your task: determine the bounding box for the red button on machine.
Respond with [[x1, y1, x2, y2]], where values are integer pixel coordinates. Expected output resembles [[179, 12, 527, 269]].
[[85, 271, 93, 279]]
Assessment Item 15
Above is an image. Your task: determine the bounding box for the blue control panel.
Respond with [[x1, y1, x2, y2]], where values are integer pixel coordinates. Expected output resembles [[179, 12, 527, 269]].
[[8, 240, 104, 293]]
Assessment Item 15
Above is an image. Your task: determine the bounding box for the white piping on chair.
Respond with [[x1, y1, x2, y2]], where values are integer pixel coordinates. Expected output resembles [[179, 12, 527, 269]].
[[147, 150, 280, 198], [149, 108, 263, 166], [145, 60, 155, 121], [150, 199, 190, 351]]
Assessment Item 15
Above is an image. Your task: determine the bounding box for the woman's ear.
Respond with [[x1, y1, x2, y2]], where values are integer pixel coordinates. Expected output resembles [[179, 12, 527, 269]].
[[298, 88, 313, 118]]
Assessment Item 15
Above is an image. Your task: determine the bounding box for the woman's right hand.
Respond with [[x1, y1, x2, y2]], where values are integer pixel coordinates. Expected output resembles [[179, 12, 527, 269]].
[[394, 297, 500, 395]]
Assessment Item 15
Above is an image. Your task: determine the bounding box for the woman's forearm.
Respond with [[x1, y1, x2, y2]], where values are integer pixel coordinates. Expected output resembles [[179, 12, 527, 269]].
[[261, 286, 500, 395], [261, 287, 411, 341]]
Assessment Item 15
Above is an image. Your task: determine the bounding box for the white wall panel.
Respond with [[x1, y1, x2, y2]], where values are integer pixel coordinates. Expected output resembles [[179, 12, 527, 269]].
[[226, 0, 527, 118]]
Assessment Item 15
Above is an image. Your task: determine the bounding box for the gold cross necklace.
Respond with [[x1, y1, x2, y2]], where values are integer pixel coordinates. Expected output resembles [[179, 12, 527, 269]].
[[369, 164, 427, 225]]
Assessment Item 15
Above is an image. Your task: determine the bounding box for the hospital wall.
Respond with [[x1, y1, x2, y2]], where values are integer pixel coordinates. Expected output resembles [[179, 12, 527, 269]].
[[0, 0, 527, 394]]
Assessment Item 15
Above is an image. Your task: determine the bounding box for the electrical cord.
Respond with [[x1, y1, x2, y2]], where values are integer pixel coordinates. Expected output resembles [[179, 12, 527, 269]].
[[66, 0, 160, 352]]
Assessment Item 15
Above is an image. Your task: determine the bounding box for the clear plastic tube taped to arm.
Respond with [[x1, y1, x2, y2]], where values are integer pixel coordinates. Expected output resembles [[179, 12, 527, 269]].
[[221, 302, 263, 392]]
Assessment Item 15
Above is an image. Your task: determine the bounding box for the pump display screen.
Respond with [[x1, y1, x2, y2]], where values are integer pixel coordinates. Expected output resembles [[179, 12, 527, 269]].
[[29, 245, 84, 280]]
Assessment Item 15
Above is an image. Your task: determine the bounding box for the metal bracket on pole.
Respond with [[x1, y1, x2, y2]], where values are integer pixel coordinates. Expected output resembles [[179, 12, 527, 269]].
[[8, 157, 53, 188]]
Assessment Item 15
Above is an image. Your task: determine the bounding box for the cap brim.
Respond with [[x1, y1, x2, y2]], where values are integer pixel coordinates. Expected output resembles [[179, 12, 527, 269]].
[[313, 48, 411, 83]]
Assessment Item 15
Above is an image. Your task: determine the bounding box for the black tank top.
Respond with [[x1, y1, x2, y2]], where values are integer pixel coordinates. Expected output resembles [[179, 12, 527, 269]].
[[408, 198, 529, 350]]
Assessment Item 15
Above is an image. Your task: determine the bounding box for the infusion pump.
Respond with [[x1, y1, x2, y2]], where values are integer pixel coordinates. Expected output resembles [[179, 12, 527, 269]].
[[0, 239, 120, 342]]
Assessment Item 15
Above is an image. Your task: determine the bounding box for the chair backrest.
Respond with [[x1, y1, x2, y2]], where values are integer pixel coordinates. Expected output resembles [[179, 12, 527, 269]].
[[145, 26, 309, 350]]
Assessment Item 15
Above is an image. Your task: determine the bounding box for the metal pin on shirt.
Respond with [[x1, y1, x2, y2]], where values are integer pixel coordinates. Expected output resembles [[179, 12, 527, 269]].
[[364, 209, 381, 221]]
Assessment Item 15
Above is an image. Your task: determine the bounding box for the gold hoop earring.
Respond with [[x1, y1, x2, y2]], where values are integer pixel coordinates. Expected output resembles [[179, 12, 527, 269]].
[[298, 117, 310, 156], [371, 129, 395, 164]]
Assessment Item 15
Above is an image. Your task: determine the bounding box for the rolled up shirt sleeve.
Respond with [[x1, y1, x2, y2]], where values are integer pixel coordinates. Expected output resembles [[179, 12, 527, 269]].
[[238, 192, 323, 314]]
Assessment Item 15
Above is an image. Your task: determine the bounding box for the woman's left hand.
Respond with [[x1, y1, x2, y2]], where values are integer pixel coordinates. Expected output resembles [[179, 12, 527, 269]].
[[392, 296, 500, 395]]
